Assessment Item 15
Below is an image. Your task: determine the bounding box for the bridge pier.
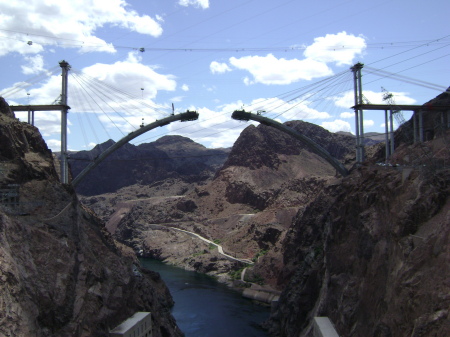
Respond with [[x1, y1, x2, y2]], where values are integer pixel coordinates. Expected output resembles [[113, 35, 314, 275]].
[[9, 61, 71, 185], [390, 109, 395, 156], [27, 109, 35, 125], [351, 62, 365, 164], [384, 110, 389, 160], [59, 60, 70, 184]]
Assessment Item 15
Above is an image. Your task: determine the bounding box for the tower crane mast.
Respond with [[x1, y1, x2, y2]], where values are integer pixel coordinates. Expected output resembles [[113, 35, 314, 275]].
[[381, 87, 406, 126]]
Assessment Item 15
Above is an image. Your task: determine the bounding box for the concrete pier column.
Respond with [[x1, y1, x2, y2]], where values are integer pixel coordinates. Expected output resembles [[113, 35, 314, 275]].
[[385, 110, 389, 160], [390, 110, 395, 155], [351, 62, 364, 163], [419, 109, 424, 142], [59, 60, 70, 184], [447, 109, 450, 129], [359, 109, 365, 161], [413, 111, 417, 143], [355, 109, 360, 162]]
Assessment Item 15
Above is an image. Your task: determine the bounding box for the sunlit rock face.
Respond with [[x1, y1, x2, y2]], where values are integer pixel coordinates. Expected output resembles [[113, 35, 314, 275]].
[[0, 99, 182, 337]]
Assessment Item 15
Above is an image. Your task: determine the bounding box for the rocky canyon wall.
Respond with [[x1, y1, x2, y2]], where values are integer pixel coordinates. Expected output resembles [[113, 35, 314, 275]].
[[0, 98, 182, 337], [269, 153, 449, 336]]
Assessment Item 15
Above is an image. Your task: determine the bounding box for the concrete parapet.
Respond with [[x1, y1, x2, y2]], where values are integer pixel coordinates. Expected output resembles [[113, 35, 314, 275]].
[[242, 288, 280, 304], [313, 317, 339, 337], [110, 312, 152, 337]]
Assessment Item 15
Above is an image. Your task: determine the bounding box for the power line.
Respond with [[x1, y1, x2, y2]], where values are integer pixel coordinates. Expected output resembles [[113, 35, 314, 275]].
[[367, 34, 450, 66], [364, 66, 447, 91], [1, 29, 449, 54]]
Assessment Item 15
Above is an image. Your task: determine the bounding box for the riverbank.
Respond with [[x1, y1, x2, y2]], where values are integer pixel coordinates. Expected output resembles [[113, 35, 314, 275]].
[[136, 224, 282, 305], [140, 258, 271, 337]]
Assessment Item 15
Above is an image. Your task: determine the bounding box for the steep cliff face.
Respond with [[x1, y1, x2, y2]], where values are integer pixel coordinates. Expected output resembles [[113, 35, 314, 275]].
[[269, 157, 449, 336], [0, 100, 182, 337]]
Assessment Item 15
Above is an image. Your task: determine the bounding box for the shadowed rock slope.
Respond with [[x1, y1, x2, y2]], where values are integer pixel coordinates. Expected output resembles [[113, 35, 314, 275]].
[[0, 98, 182, 337], [69, 135, 230, 196], [268, 93, 450, 336], [269, 163, 449, 337]]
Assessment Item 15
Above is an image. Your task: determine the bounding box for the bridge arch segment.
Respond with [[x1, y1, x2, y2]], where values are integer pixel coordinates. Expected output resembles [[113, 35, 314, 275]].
[[231, 110, 349, 177], [72, 110, 199, 187]]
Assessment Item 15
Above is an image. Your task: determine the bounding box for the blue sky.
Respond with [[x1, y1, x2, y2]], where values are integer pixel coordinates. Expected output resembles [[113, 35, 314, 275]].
[[0, 0, 449, 152]]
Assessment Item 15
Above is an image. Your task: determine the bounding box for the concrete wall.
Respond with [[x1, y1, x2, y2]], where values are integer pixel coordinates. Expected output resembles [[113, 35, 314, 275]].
[[242, 288, 280, 304], [110, 312, 152, 337], [313, 317, 339, 337]]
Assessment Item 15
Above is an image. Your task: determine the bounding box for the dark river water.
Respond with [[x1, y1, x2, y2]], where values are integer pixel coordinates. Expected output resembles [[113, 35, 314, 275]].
[[140, 258, 270, 337]]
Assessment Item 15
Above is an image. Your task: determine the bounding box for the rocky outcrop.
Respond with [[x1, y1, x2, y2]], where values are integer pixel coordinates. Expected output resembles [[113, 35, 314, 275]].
[[0, 97, 14, 118], [269, 162, 449, 337], [222, 121, 354, 172], [217, 121, 354, 210], [0, 101, 182, 337]]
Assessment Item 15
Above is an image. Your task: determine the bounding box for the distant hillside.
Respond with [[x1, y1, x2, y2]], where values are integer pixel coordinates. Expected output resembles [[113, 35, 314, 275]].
[[69, 135, 230, 196], [336, 131, 386, 144]]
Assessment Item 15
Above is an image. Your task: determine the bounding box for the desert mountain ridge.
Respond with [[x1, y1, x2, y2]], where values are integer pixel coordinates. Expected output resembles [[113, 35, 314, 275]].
[[69, 135, 230, 196]]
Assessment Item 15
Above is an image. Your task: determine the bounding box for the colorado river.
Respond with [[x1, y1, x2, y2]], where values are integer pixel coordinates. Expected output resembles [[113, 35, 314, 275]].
[[140, 258, 270, 337]]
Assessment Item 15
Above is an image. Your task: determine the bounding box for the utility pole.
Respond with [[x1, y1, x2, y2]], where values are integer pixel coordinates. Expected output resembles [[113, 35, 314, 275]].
[[59, 60, 70, 184]]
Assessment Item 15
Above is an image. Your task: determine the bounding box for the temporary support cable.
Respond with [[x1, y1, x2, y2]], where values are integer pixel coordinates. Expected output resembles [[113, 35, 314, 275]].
[[72, 110, 199, 187], [365, 66, 447, 92]]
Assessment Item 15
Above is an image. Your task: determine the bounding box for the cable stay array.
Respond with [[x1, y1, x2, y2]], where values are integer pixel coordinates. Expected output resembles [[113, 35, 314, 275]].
[[1, 29, 448, 175], [0, 65, 60, 98], [364, 66, 447, 92]]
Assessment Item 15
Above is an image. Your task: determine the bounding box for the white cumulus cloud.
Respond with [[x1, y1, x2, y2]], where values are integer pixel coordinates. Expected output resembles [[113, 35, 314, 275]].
[[248, 97, 331, 120], [332, 90, 416, 108], [179, 0, 209, 9], [321, 119, 352, 133], [340, 111, 354, 119], [7, 52, 178, 139], [166, 103, 248, 148], [210, 61, 232, 74], [21, 54, 46, 75], [212, 32, 366, 86], [364, 119, 374, 127], [0, 0, 163, 56], [229, 54, 332, 85], [304, 31, 366, 66], [46, 139, 62, 152], [82, 52, 176, 100]]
